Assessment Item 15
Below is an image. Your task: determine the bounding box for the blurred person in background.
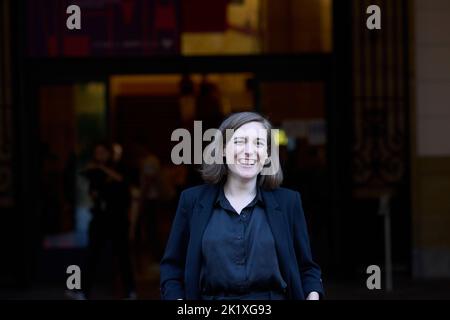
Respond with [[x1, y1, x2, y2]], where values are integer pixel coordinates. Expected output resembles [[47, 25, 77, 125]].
[[196, 77, 224, 131], [109, 142, 137, 299], [136, 153, 164, 264], [66, 141, 136, 300]]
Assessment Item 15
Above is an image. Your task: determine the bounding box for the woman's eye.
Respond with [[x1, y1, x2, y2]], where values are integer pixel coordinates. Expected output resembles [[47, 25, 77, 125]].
[[234, 139, 244, 144]]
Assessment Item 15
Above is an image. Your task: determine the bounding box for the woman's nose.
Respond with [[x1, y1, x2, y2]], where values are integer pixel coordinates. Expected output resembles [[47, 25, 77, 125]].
[[244, 142, 255, 155]]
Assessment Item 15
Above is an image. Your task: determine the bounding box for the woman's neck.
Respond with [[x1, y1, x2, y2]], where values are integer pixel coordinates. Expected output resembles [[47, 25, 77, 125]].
[[223, 175, 257, 198]]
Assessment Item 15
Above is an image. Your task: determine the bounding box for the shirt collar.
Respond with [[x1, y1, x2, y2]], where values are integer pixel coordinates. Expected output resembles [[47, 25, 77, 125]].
[[215, 185, 265, 209]]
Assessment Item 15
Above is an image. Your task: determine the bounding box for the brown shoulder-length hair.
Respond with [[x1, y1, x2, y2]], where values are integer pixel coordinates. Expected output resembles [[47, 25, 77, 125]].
[[199, 111, 283, 190]]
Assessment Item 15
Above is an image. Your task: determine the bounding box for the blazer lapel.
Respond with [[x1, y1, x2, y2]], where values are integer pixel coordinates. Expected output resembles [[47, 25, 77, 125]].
[[261, 189, 294, 296], [261, 189, 288, 249], [185, 184, 220, 299]]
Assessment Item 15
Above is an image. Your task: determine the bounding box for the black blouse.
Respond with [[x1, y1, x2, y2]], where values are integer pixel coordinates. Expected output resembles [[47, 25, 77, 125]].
[[200, 187, 287, 296]]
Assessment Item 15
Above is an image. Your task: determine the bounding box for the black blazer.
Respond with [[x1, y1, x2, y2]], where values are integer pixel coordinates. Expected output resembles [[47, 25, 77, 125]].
[[160, 183, 324, 300]]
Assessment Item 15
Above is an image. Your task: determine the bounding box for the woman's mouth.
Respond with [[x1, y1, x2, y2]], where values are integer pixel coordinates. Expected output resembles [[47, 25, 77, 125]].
[[237, 159, 257, 166]]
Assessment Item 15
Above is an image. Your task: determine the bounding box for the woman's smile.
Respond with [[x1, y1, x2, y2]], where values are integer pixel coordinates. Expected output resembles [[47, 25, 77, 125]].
[[237, 158, 257, 166]]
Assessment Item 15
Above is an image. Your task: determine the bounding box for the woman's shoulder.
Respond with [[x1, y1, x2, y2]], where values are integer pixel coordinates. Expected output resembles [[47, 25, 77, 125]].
[[267, 187, 303, 214], [180, 183, 212, 197], [177, 184, 217, 211], [179, 184, 219, 203]]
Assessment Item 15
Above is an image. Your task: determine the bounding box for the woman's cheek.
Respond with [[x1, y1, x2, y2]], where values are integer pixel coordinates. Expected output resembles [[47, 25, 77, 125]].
[[258, 149, 268, 164]]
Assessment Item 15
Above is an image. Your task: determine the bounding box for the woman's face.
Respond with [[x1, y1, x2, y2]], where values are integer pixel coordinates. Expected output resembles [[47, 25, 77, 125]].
[[224, 121, 269, 181]]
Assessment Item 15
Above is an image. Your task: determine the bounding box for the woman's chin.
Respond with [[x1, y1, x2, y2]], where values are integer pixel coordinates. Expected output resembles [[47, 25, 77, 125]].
[[235, 169, 259, 180]]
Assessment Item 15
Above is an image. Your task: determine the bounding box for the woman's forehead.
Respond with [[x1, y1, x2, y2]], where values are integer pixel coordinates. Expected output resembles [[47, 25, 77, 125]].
[[232, 122, 267, 136]]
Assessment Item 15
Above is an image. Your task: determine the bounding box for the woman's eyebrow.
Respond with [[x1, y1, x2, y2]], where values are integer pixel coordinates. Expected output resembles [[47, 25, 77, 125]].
[[233, 136, 266, 140]]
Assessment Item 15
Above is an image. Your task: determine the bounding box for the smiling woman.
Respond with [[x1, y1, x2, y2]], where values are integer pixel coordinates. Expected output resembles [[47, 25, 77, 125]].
[[160, 111, 324, 300], [225, 121, 268, 183], [200, 112, 282, 188]]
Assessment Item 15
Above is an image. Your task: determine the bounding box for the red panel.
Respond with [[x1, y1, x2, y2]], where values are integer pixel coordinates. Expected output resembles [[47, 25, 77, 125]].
[[63, 36, 91, 57], [47, 36, 58, 57], [181, 0, 227, 32], [155, 3, 177, 29], [121, 0, 136, 25]]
